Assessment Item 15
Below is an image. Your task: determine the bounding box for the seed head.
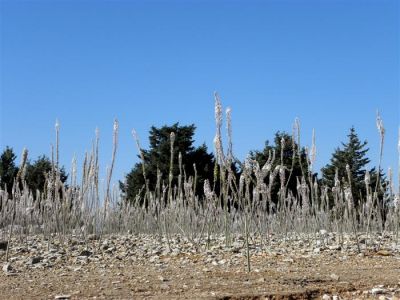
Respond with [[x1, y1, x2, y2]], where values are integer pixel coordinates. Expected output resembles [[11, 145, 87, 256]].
[[393, 195, 399, 210], [344, 187, 354, 211], [364, 170, 370, 186], [113, 119, 119, 133], [203, 179, 213, 201], [310, 129, 316, 168], [170, 132, 176, 144], [214, 92, 223, 126], [376, 111, 385, 138]]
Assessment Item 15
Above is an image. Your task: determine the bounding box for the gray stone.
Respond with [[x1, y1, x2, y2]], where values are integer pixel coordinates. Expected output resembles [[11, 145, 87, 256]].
[[79, 250, 92, 257], [371, 287, 386, 295], [30, 256, 43, 264], [88, 234, 100, 241], [2, 263, 13, 273], [54, 295, 71, 299], [322, 294, 331, 300], [330, 273, 340, 281]]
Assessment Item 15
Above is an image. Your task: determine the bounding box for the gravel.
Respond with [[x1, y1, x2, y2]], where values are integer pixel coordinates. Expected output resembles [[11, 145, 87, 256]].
[[0, 231, 399, 299]]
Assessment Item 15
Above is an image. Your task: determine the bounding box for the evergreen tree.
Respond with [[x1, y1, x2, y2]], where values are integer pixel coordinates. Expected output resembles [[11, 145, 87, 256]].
[[321, 127, 383, 207], [249, 131, 310, 205], [25, 155, 68, 196], [0, 147, 19, 194], [121, 123, 215, 203]]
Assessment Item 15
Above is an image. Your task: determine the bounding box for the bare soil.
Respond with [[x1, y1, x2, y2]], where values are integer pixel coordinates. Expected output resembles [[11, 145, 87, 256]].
[[1, 246, 400, 300]]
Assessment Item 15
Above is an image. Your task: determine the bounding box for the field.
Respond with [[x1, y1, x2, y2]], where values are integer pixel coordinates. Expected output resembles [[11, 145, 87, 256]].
[[1, 98, 399, 300]]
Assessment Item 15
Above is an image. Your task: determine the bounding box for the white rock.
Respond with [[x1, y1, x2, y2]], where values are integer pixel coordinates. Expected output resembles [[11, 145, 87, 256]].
[[2, 263, 13, 273], [371, 287, 386, 295], [54, 295, 71, 300], [322, 294, 331, 300], [330, 273, 340, 281], [328, 245, 341, 251]]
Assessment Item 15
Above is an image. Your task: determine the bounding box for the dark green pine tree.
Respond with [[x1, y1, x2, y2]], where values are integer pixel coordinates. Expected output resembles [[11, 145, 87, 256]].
[[321, 127, 376, 207], [249, 131, 310, 206], [25, 155, 68, 197], [0, 147, 19, 195], [121, 123, 215, 203]]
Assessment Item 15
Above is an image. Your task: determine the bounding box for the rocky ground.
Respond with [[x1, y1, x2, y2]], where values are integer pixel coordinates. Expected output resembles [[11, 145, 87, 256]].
[[0, 232, 400, 299]]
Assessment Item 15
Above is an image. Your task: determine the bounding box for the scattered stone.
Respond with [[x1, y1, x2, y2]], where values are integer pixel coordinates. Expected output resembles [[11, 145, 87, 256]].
[[0, 232, 398, 298], [371, 287, 386, 295], [218, 259, 226, 265], [2, 263, 13, 273], [88, 234, 100, 241], [54, 295, 71, 300], [330, 273, 340, 281], [328, 245, 341, 251], [30, 256, 43, 265], [376, 250, 392, 256], [160, 283, 169, 290], [79, 250, 92, 257], [149, 255, 159, 263]]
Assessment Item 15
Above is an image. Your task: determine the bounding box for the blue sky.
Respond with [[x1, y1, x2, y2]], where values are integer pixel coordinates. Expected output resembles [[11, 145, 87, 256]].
[[1, 0, 399, 187]]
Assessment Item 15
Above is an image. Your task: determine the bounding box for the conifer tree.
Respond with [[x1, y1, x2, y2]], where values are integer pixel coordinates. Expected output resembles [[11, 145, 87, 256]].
[[0, 147, 18, 195], [321, 127, 384, 207], [25, 155, 68, 196], [121, 123, 215, 203], [250, 131, 310, 205]]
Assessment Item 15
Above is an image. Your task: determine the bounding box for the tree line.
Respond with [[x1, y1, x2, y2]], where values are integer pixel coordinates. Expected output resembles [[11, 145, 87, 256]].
[[0, 148, 68, 196], [0, 123, 386, 209]]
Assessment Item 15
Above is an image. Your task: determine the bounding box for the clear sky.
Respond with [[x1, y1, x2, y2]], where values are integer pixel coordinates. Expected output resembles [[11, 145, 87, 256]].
[[1, 0, 399, 187]]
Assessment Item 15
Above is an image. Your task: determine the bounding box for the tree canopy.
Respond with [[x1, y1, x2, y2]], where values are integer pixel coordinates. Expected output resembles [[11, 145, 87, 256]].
[[321, 127, 385, 207], [0, 147, 68, 198], [0, 147, 18, 194], [121, 123, 215, 203], [249, 131, 310, 205], [25, 155, 68, 196]]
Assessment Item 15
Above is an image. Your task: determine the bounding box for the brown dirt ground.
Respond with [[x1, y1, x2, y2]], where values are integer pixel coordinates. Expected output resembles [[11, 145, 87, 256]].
[[1, 250, 400, 300]]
